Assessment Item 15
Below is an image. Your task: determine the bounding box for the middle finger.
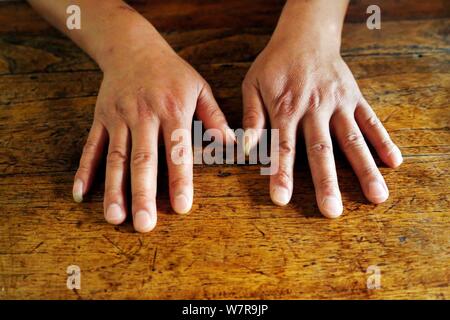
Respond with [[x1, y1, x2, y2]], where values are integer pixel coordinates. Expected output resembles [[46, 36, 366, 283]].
[[303, 114, 343, 218]]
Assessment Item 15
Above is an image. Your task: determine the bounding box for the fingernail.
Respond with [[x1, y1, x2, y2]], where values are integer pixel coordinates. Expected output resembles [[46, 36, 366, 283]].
[[321, 196, 343, 218], [243, 129, 252, 157], [72, 179, 83, 203], [106, 204, 125, 224], [134, 210, 155, 233], [244, 142, 250, 157], [271, 187, 290, 206], [391, 146, 403, 167], [368, 181, 388, 203], [173, 193, 191, 214], [226, 127, 236, 144]]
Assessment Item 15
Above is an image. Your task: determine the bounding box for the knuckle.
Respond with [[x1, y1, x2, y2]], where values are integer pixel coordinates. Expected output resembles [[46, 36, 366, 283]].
[[162, 93, 185, 118], [137, 97, 157, 120], [306, 88, 336, 116], [274, 168, 291, 188], [107, 149, 128, 166], [169, 176, 192, 191], [82, 140, 98, 155], [342, 132, 365, 151], [278, 139, 295, 156], [380, 139, 395, 152], [170, 144, 192, 165], [308, 142, 333, 157], [115, 102, 130, 119], [207, 106, 225, 122], [336, 86, 357, 105], [308, 89, 322, 113], [361, 165, 379, 178], [132, 190, 153, 204], [104, 189, 122, 202], [115, 93, 156, 122], [272, 91, 298, 119], [366, 114, 382, 129], [77, 161, 90, 173], [95, 104, 109, 121], [172, 143, 190, 155], [317, 176, 338, 194], [243, 108, 261, 127], [131, 150, 157, 169]]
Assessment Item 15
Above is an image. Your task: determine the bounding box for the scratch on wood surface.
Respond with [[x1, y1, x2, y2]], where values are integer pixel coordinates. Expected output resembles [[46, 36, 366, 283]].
[[383, 109, 397, 123], [0, 1, 449, 300], [252, 223, 266, 238], [102, 234, 133, 261], [72, 288, 83, 300], [29, 241, 44, 253], [151, 247, 158, 272], [382, 199, 401, 214], [237, 264, 272, 278], [285, 239, 300, 259]]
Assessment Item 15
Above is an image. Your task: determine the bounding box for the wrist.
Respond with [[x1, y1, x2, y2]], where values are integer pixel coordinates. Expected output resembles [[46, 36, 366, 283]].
[[269, 24, 342, 57], [270, 0, 346, 55], [97, 24, 171, 73]]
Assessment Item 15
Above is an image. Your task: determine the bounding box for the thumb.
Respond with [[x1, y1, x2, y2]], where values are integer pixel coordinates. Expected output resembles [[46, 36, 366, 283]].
[[196, 84, 235, 144], [242, 81, 266, 156]]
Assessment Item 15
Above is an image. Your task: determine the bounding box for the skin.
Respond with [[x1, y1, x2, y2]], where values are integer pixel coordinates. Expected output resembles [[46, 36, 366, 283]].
[[29, 0, 403, 231], [29, 0, 234, 232], [242, 0, 403, 217]]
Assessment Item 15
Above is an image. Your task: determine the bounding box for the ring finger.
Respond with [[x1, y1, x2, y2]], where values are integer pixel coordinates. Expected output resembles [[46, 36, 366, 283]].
[[332, 111, 389, 204]]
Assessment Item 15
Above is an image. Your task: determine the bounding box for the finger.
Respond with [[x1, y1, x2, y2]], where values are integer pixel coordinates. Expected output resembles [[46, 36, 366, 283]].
[[130, 120, 159, 233], [103, 123, 129, 225], [242, 81, 266, 156], [269, 119, 297, 206], [355, 99, 403, 168], [162, 118, 193, 214], [196, 84, 235, 144], [73, 120, 107, 203], [332, 111, 389, 204], [303, 115, 343, 218]]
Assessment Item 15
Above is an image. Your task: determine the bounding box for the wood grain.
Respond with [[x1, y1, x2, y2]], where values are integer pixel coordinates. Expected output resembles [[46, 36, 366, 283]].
[[0, 0, 449, 34], [0, 0, 449, 299]]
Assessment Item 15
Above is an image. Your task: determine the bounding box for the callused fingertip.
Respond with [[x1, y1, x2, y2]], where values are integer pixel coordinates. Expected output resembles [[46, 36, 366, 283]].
[[321, 196, 343, 219], [72, 179, 84, 203], [271, 186, 291, 206], [173, 193, 192, 214], [133, 210, 156, 233], [390, 145, 403, 168], [105, 203, 126, 225], [367, 181, 389, 204]]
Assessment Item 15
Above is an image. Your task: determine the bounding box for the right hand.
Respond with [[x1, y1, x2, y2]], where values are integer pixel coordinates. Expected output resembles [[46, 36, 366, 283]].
[[72, 33, 233, 233]]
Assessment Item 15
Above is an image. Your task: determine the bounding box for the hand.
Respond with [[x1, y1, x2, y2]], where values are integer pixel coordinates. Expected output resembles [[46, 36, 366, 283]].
[[72, 34, 232, 232], [242, 30, 403, 218]]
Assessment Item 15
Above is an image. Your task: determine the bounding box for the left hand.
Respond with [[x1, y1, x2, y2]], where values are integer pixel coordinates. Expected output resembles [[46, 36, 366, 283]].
[[242, 31, 403, 218]]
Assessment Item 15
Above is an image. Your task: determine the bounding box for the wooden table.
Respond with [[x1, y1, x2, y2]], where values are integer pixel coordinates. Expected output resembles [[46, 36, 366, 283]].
[[0, 0, 449, 299]]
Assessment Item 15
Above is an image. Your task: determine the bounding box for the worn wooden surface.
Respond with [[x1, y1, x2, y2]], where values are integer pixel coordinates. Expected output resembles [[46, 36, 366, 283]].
[[0, 0, 449, 299]]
